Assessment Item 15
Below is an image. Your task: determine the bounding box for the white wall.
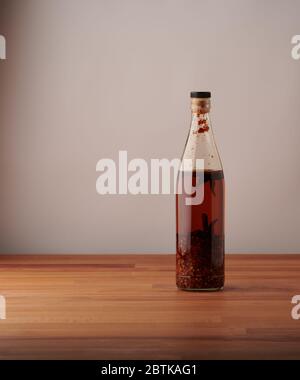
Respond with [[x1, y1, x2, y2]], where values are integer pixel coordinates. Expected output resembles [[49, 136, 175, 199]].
[[0, 0, 300, 253]]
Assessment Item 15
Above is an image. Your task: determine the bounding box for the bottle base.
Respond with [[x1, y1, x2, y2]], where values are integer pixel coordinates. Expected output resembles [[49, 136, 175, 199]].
[[176, 275, 224, 291], [177, 286, 224, 292]]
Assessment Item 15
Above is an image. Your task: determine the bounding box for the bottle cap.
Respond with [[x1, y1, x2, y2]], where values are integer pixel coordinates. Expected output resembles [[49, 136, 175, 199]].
[[190, 92, 211, 98]]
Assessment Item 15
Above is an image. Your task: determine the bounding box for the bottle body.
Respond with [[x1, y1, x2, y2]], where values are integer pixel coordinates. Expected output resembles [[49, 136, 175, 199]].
[[176, 93, 225, 291]]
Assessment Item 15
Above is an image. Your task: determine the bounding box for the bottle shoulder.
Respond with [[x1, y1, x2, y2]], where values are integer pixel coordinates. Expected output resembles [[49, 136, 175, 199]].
[[181, 127, 223, 171]]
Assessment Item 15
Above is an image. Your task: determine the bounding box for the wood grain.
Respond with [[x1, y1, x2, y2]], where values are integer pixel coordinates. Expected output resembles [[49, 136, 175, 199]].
[[0, 254, 299, 359]]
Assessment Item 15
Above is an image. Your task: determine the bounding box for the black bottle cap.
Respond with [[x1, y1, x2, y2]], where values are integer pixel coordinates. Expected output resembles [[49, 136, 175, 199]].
[[190, 91, 211, 98]]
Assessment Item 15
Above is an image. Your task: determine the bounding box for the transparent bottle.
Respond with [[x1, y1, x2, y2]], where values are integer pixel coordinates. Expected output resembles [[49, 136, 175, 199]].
[[176, 92, 225, 291]]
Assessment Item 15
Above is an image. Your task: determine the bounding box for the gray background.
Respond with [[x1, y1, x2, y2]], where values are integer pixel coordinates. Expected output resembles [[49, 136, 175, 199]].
[[0, 0, 300, 254]]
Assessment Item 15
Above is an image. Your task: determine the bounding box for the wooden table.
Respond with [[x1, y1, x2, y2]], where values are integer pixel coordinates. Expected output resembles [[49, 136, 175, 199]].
[[0, 254, 299, 359]]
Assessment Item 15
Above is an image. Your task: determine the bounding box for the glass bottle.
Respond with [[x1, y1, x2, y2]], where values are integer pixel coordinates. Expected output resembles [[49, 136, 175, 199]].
[[176, 92, 225, 291]]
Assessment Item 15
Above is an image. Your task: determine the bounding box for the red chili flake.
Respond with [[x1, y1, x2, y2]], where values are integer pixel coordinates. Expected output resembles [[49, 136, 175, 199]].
[[198, 119, 206, 126], [197, 125, 209, 133]]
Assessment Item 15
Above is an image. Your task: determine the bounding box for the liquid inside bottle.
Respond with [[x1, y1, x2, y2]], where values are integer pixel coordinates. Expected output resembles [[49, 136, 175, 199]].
[[176, 92, 225, 291]]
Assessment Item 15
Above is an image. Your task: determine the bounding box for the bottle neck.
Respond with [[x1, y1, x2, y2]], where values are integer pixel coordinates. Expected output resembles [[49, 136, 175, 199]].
[[190, 112, 211, 135], [190, 97, 212, 134], [181, 97, 222, 171], [191, 97, 211, 114]]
